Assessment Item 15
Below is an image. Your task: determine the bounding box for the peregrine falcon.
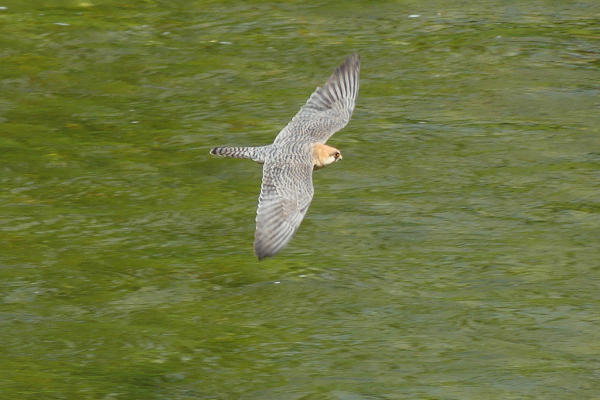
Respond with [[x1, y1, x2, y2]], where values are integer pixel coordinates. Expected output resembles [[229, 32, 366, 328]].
[[210, 53, 360, 260]]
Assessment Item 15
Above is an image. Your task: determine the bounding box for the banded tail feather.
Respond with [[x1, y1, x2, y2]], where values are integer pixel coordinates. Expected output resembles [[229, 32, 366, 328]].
[[209, 146, 261, 162]]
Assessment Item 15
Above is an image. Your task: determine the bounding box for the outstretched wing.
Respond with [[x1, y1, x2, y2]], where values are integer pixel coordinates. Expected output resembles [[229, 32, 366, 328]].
[[274, 53, 360, 145], [254, 161, 314, 260]]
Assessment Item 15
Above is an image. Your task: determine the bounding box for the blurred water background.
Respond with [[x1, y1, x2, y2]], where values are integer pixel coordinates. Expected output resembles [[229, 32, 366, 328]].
[[1, 1, 600, 398]]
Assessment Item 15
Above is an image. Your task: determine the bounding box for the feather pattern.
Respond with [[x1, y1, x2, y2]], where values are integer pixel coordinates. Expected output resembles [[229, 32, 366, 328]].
[[254, 161, 314, 260], [210, 146, 265, 163], [209, 53, 360, 259], [274, 53, 360, 144]]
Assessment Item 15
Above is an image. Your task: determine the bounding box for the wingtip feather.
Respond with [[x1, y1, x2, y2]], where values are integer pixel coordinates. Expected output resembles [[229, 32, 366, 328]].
[[254, 243, 273, 261]]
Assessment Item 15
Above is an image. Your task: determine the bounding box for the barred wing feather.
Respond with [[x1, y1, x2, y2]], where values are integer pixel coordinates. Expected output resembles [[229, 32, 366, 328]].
[[254, 162, 314, 260], [274, 53, 360, 144]]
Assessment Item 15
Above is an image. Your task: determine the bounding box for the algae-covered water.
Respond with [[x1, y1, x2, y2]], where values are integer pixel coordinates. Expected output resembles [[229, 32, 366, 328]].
[[2, 1, 600, 399]]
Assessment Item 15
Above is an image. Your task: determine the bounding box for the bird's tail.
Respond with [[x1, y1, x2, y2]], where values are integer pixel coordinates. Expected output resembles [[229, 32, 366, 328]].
[[209, 146, 264, 163]]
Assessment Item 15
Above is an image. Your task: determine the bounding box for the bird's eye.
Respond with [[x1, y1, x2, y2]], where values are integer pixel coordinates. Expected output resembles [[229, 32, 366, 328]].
[[334, 152, 340, 158]]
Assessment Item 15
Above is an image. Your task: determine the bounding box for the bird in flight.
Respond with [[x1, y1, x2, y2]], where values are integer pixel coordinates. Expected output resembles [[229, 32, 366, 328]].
[[210, 53, 360, 260]]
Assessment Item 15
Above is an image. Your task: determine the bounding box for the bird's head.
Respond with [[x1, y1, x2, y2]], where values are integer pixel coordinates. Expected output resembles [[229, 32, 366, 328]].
[[314, 144, 342, 169]]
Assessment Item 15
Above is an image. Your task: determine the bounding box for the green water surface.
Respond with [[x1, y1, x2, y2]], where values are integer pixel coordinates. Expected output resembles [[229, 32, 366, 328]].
[[1, 1, 600, 399]]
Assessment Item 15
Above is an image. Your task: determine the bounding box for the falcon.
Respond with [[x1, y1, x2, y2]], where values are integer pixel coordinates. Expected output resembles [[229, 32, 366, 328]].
[[210, 53, 360, 260]]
